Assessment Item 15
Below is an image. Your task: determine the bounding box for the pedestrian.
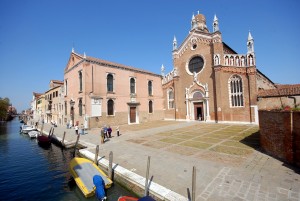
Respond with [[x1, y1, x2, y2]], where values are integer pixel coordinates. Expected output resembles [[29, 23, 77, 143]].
[[103, 125, 108, 139], [107, 126, 112, 138], [116, 126, 120, 136], [100, 127, 105, 144], [75, 124, 79, 135], [80, 124, 84, 135]]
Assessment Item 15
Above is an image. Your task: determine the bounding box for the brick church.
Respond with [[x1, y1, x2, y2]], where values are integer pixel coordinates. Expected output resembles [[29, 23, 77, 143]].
[[162, 12, 275, 124], [62, 12, 276, 128]]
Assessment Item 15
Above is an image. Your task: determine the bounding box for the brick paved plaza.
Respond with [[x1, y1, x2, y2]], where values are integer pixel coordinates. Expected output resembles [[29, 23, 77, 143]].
[[40, 120, 300, 201]]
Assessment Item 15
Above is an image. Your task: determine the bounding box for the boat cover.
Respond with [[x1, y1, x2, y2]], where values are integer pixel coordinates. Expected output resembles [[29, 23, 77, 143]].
[[93, 175, 106, 200]]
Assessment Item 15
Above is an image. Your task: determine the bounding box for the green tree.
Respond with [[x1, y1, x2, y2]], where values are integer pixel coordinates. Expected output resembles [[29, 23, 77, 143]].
[[0, 97, 10, 120]]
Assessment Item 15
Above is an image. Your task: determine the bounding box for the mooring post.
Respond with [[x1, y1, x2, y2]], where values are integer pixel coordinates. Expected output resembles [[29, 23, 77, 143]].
[[108, 151, 113, 180], [62, 131, 66, 146], [73, 133, 80, 156], [144, 156, 151, 196], [94, 145, 99, 165], [192, 166, 196, 201]]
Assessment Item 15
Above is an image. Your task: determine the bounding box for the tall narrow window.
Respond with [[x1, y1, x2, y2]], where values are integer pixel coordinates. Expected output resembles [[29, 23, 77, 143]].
[[149, 100, 153, 113], [107, 99, 114, 115], [148, 81, 152, 96], [79, 99, 83, 116], [130, 78, 135, 94], [65, 101, 67, 115], [229, 75, 244, 107], [107, 74, 113, 92], [168, 88, 174, 109], [65, 80, 68, 96], [79, 71, 83, 92]]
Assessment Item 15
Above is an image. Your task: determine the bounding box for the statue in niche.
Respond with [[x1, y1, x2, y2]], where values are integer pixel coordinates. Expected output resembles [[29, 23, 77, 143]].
[[193, 71, 198, 82]]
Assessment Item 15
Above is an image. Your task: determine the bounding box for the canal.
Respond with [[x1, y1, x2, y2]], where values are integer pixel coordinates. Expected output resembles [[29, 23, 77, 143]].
[[0, 118, 136, 201]]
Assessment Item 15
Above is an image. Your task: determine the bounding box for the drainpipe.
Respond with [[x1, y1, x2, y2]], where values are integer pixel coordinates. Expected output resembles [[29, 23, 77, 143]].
[[247, 68, 252, 123], [288, 96, 296, 108]]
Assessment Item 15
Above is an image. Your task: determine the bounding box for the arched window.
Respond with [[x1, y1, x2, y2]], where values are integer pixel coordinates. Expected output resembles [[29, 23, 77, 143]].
[[168, 88, 174, 109], [107, 99, 114, 115], [149, 100, 153, 113], [107, 74, 113, 92], [229, 75, 244, 107], [79, 71, 83, 92], [148, 81, 152, 96], [130, 78, 135, 94], [79, 99, 83, 116]]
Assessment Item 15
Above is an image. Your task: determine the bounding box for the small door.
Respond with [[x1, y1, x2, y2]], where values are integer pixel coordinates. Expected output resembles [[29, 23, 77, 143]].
[[194, 102, 203, 121], [130, 107, 136, 123]]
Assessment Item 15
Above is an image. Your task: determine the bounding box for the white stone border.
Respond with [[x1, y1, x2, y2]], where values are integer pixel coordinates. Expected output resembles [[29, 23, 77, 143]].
[[79, 149, 188, 201]]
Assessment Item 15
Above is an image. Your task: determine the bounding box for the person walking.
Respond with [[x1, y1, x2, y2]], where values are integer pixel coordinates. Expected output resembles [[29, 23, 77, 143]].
[[103, 125, 108, 139], [75, 124, 79, 135], [100, 127, 105, 144], [107, 126, 112, 138], [116, 126, 120, 136]]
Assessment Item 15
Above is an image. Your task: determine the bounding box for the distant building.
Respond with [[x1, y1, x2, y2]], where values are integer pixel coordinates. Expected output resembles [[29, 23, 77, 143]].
[[44, 80, 64, 125]]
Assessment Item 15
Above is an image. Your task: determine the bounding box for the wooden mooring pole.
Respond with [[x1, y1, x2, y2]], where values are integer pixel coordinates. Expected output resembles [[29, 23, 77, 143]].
[[61, 131, 66, 146], [73, 134, 80, 157], [94, 145, 99, 165], [192, 166, 196, 201], [108, 151, 113, 180], [144, 156, 151, 196]]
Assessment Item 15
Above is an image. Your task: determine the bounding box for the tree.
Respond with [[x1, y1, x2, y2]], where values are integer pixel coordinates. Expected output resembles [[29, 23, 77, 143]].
[[0, 97, 10, 120]]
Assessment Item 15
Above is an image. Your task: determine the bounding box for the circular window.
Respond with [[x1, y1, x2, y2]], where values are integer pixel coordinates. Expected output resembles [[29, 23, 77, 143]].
[[188, 56, 204, 74]]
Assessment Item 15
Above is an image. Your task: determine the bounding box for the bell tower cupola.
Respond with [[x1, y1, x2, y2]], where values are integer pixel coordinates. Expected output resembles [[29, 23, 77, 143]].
[[191, 11, 209, 33]]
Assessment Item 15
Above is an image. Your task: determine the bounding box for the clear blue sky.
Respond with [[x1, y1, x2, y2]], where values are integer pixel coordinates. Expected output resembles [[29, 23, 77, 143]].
[[0, 0, 299, 112]]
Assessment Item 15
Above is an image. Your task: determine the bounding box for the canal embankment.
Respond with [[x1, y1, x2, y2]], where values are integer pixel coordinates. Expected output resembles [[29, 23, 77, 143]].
[[35, 122, 189, 201]]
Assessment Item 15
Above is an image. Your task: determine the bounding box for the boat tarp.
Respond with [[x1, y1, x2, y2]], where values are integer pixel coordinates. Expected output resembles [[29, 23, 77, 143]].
[[74, 162, 110, 192]]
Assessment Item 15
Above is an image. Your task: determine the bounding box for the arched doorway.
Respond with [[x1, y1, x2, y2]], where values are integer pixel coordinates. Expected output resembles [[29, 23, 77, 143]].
[[194, 102, 204, 120]]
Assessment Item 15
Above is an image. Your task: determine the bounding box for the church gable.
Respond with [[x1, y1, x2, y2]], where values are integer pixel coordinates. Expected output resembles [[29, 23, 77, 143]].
[[64, 51, 84, 73]]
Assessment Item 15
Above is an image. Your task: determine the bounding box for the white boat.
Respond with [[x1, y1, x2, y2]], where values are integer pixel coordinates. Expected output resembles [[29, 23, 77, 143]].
[[21, 125, 36, 134], [28, 130, 39, 138]]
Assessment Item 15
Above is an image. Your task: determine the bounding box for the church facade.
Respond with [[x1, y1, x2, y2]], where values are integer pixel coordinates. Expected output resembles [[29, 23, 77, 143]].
[[162, 13, 273, 124]]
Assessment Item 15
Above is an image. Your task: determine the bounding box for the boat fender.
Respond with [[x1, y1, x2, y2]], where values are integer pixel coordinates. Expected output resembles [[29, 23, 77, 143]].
[[93, 175, 106, 200]]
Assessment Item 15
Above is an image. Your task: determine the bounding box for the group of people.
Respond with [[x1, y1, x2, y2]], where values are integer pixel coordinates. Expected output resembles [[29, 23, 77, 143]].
[[100, 125, 120, 144]]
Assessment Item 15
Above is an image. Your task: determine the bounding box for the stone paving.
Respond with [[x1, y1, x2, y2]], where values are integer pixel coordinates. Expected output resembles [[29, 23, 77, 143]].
[[36, 120, 300, 201]]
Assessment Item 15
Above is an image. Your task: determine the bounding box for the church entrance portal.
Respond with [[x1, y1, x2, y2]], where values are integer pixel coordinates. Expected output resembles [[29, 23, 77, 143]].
[[194, 102, 204, 121]]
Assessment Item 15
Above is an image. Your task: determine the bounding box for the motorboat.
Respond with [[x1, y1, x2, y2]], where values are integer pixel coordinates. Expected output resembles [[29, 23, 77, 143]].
[[28, 130, 39, 138], [21, 125, 36, 134], [37, 134, 51, 146], [69, 157, 113, 198]]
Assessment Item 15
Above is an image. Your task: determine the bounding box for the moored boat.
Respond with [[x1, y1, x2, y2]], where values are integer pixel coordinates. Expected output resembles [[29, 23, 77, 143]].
[[28, 130, 39, 138], [118, 196, 138, 201], [37, 134, 51, 145], [21, 125, 36, 134], [69, 157, 113, 198]]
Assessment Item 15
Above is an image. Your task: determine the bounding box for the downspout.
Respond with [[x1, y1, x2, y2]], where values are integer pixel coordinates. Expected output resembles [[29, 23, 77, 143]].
[[288, 96, 296, 108]]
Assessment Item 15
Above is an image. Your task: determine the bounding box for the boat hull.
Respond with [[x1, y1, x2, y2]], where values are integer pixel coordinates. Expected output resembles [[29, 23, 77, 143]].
[[69, 157, 113, 198]]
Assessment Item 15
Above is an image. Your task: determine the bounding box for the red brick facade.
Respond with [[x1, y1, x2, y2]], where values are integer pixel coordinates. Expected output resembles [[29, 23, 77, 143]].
[[259, 110, 300, 167]]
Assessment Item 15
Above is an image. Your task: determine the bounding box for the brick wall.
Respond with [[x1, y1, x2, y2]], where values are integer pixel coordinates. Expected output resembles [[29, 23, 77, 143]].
[[259, 110, 300, 167]]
